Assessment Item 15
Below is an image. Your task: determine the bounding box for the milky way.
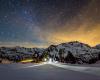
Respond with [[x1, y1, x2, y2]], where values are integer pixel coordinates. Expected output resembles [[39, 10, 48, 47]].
[[0, 0, 100, 48]]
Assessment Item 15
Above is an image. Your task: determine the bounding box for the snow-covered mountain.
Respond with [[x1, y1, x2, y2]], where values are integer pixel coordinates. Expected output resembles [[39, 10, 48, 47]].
[[46, 41, 100, 64], [47, 41, 99, 56], [0, 41, 100, 64]]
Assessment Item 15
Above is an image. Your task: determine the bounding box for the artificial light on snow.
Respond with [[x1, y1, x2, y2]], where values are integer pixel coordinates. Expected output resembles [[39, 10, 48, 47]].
[[48, 58, 52, 63]]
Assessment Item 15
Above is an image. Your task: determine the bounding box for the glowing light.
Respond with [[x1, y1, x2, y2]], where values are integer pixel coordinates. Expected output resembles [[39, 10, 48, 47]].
[[44, 58, 47, 62], [21, 59, 33, 63]]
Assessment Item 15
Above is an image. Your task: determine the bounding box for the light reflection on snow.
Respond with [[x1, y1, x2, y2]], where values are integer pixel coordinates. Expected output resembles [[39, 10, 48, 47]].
[[21, 62, 47, 68], [48, 58, 52, 64], [51, 63, 100, 76], [19, 61, 100, 76]]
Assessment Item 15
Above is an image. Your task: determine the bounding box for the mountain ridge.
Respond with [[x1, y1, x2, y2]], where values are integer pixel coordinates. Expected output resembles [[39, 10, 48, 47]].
[[0, 41, 100, 64]]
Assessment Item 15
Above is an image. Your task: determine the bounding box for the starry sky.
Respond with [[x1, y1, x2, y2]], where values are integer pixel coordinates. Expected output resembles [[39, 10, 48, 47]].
[[0, 0, 100, 48]]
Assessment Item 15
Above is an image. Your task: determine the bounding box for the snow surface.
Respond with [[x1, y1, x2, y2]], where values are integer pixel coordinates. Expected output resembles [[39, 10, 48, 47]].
[[0, 62, 100, 80], [51, 62, 100, 76]]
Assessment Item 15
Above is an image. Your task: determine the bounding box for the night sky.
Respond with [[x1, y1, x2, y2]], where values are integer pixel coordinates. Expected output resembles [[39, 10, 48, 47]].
[[0, 0, 100, 48]]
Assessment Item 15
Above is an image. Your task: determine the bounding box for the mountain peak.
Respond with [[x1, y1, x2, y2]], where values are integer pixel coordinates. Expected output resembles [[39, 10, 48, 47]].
[[59, 41, 91, 49], [94, 44, 100, 49]]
